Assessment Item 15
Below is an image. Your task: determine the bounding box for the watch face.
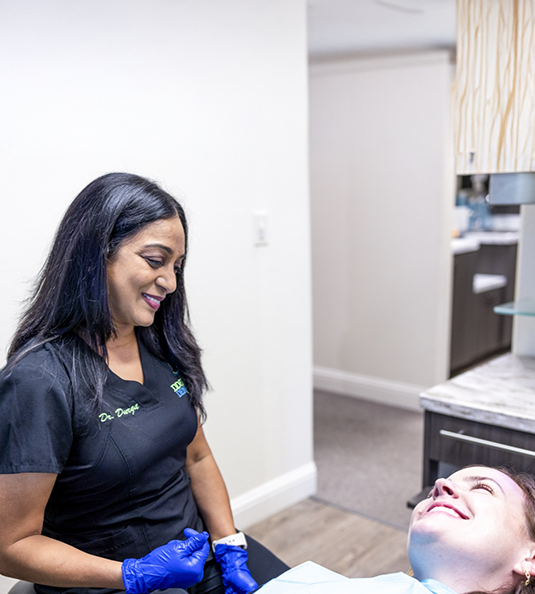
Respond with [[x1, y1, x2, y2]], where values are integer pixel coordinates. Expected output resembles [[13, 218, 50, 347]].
[[213, 532, 247, 550]]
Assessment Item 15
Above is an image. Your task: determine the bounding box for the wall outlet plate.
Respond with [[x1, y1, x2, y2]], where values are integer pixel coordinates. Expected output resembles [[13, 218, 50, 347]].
[[253, 211, 268, 246]]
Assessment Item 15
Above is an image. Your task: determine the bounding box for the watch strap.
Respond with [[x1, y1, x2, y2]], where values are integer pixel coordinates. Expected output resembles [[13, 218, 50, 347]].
[[211, 531, 247, 552]]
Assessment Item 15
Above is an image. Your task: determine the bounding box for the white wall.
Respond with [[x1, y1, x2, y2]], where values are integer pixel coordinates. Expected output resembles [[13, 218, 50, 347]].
[[0, 0, 313, 561], [310, 51, 455, 410]]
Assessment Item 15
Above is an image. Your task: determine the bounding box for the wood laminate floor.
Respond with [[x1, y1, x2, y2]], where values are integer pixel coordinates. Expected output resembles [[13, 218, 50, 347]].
[[246, 498, 411, 579]]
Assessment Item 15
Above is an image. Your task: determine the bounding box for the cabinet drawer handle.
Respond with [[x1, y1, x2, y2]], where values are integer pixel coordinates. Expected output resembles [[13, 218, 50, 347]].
[[439, 430, 535, 458]]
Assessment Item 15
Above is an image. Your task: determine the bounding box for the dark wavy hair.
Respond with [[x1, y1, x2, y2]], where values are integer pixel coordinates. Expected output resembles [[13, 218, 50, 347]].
[[496, 467, 535, 594], [8, 172, 208, 419]]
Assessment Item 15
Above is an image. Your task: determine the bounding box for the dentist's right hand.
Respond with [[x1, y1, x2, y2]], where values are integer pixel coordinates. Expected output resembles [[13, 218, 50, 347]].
[[122, 528, 210, 593]]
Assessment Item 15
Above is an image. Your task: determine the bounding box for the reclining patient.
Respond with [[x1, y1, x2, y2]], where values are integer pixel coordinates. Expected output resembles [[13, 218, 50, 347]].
[[259, 465, 535, 594]]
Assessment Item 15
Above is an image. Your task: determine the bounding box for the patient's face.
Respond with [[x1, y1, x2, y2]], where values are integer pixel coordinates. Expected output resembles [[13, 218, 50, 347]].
[[408, 467, 531, 579]]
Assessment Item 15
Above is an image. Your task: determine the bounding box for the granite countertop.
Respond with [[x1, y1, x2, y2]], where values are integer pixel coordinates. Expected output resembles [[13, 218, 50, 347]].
[[420, 353, 535, 432]]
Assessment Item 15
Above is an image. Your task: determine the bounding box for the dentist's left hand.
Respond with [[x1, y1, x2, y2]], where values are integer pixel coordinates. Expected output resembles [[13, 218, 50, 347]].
[[214, 544, 258, 594]]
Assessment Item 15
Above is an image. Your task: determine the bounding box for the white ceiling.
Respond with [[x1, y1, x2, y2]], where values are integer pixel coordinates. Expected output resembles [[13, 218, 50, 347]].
[[307, 0, 456, 59]]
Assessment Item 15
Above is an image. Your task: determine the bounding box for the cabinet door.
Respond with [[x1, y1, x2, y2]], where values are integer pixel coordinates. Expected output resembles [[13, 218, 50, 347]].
[[450, 251, 479, 373], [450, 244, 517, 376], [424, 412, 535, 483], [472, 288, 507, 358], [455, 0, 535, 174], [476, 243, 517, 349]]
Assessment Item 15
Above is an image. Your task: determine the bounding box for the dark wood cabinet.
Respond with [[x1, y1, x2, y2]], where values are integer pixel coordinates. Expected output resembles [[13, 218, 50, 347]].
[[423, 411, 535, 488], [449, 243, 517, 376], [477, 243, 517, 349], [407, 406, 535, 508]]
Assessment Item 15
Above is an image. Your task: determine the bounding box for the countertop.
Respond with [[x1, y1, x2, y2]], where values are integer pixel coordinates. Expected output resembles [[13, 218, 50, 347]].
[[420, 353, 535, 432], [451, 231, 520, 255], [464, 231, 520, 245]]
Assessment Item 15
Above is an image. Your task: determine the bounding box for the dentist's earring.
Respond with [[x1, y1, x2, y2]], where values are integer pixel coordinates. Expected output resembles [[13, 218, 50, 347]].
[[525, 570, 530, 586]]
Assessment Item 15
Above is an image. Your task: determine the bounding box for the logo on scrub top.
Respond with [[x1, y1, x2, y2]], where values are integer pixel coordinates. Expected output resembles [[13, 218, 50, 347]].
[[99, 403, 140, 423], [170, 377, 187, 398]]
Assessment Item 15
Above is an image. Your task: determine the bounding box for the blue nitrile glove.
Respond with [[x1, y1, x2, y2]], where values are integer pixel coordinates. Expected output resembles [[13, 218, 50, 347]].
[[214, 544, 258, 594], [122, 528, 209, 594]]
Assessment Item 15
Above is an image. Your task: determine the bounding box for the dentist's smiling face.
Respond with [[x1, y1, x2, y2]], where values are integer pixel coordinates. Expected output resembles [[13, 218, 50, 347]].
[[408, 467, 531, 582], [107, 216, 185, 334]]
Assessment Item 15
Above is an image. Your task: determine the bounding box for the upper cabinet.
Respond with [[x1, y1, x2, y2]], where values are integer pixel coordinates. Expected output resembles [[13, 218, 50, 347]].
[[454, 0, 535, 175]]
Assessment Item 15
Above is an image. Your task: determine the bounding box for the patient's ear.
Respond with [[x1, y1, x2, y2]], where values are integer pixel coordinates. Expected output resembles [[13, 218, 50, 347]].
[[513, 546, 535, 582]]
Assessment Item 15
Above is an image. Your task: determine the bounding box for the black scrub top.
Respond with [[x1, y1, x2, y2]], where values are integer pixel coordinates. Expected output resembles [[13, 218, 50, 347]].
[[0, 336, 204, 594]]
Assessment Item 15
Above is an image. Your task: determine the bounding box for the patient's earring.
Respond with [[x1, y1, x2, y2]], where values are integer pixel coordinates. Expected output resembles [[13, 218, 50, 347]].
[[525, 570, 531, 586]]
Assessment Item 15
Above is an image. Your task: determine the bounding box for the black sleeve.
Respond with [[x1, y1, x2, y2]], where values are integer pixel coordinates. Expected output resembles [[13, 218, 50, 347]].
[[0, 357, 74, 474]]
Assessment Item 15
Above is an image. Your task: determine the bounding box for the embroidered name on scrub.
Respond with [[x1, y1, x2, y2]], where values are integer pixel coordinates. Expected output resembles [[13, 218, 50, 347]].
[[99, 403, 140, 423], [170, 378, 187, 397]]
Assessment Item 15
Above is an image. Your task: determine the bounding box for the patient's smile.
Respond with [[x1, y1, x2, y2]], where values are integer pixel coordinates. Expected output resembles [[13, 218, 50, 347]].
[[427, 503, 467, 519]]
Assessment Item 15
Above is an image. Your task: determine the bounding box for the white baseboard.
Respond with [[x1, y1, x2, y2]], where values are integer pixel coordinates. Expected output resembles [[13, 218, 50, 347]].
[[314, 366, 425, 412], [230, 462, 317, 530]]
